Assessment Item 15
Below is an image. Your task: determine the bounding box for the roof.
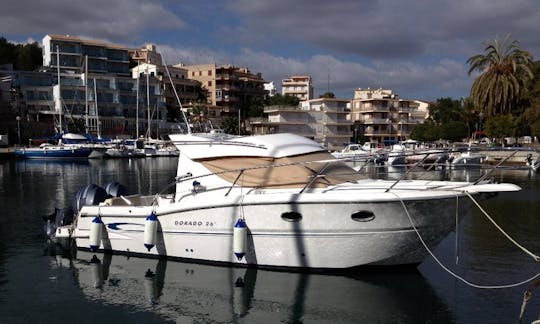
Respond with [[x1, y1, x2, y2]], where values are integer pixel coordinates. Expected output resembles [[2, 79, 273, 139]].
[[46, 34, 129, 51]]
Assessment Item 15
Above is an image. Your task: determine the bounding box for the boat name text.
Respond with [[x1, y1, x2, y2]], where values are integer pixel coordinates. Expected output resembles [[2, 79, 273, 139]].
[[174, 220, 214, 227]]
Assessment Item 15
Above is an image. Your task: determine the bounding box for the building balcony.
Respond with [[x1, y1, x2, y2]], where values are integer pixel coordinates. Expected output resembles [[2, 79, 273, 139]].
[[354, 106, 390, 113], [323, 121, 353, 126], [216, 97, 239, 103], [264, 106, 301, 112], [321, 133, 353, 138], [283, 89, 308, 94], [396, 107, 412, 113], [266, 120, 307, 125], [361, 117, 391, 124]]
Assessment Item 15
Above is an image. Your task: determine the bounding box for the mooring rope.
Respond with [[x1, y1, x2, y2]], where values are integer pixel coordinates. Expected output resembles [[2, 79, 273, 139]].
[[391, 191, 540, 289], [464, 191, 540, 262]]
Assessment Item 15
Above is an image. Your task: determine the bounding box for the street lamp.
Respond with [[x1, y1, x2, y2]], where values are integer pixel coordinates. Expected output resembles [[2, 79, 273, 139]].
[[16, 116, 21, 146]]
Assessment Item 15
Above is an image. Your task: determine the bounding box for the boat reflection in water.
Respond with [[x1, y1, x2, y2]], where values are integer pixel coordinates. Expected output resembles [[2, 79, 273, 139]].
[[55, 251, 453, 323]]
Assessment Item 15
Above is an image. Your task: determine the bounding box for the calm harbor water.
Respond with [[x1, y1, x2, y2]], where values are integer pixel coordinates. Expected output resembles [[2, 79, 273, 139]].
[[0, 158, 539, 323]]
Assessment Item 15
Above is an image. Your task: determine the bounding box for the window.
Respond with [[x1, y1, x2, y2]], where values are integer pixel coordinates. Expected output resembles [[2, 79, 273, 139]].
[[199, 71, 202, 76], [208, 81, 212, 87], [208, 70, 212, 76]]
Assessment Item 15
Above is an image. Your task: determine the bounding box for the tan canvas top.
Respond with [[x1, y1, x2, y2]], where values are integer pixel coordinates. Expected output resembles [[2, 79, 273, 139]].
[[199, 151, 366, 189]]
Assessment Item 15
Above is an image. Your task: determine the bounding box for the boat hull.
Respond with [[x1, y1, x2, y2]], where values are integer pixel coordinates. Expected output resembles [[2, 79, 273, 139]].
[[15, 147, 93, 159], [73, 194, 468, 269]]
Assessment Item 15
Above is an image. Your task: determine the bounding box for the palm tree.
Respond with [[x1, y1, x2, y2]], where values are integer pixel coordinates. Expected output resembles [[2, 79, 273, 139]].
[[467, 34, 534, 117]]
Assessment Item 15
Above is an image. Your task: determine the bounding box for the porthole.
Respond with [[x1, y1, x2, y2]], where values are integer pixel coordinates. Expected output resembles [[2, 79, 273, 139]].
[[351, 210, 375, 222], [281, 211, 302, 222]]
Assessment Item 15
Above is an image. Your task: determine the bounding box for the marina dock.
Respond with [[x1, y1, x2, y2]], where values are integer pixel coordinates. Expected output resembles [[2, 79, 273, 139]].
[[0, 147, 16, 158]]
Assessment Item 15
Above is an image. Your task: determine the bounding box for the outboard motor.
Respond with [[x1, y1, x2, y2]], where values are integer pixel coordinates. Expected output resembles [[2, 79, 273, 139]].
[[72, 184, 108, 213], [104, 182, 128, 198], [43, 207, 74, 240], [526, 153, 533, 165]]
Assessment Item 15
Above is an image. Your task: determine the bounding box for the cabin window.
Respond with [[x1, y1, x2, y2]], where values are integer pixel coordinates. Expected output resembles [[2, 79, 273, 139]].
[[281, 211, 302, 222], [351, 211, 375, 222]]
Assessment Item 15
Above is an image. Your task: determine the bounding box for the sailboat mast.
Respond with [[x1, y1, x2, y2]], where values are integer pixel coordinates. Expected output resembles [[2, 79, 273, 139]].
[[56, 46, 62, 132], [136, 60, 140, 138], [85, 55, 89, 134], [93, 78, 101, 137], [161, 56, 191, 134], [146, 62, 150, 139]]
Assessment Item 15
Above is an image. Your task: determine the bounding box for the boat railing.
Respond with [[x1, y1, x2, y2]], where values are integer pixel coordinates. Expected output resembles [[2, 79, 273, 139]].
[[149, 146, 529, 207], [150, 157, 360, 206]]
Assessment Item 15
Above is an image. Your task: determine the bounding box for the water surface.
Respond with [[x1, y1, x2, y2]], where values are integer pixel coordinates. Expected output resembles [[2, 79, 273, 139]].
[[0, 159, 538, 323]]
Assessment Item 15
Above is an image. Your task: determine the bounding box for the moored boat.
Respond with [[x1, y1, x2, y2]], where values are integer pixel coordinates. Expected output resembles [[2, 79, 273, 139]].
[[15, 143, 94, 159], [49, 132, 520, 269]]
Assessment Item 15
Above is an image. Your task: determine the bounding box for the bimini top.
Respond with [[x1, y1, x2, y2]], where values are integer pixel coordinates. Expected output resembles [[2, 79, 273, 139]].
[[169, 132, 363, 188], [169, 133, 326, 159]]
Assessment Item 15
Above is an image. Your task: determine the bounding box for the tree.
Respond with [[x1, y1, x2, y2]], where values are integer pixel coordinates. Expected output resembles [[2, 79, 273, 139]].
[[0, 37, 42, 71], [428, 97, 462, 124], [410, 121, 439, 142], [265, 94, 299, 106], [14, 42, 42, 71], [221, 117, 239, 135], [439, 121, 468, 141], [319, 92, 335, 98], [467, 34, 534, 117], [531, 119, 540, 139], [0, 37, 16, 66], [484, 114, 516, 142]]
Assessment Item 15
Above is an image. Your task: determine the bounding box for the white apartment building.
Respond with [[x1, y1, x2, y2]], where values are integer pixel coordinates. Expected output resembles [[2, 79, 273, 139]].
[[264, 81, 277, 97], [250, 97, 352, 150], [281, 75, 313, 101], [350, 88, 426, 144]]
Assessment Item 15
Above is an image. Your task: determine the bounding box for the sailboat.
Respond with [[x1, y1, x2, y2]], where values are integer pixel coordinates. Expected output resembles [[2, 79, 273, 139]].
[[15, 48, 95, 160], [139, 62, 178, 158]]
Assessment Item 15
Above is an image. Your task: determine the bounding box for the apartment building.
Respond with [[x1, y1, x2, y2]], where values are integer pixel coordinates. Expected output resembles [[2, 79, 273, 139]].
[[32, 35, 165, 137], [129, 44, 164, 66], [182, 63, 266, 116], [350, 88, 425, 144], [132, 62, 199, 110], [43, 34, 131, 76], [281, 75, 313, 101], [264, 81, 277, 97], [250, 97, 352, 150]]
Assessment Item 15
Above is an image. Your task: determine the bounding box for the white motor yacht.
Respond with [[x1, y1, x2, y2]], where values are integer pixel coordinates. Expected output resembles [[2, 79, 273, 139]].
[[50, 133, 520, 269]]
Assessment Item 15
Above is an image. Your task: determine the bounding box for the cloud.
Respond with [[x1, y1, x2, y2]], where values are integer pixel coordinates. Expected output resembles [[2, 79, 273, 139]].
[[3, 0, 537, 101], [159, 44, 471, 100], [230, 0, 540, 60], [0, 0, 184, 42]]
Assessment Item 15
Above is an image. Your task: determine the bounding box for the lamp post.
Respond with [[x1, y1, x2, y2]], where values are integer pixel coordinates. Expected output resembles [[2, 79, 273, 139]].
[[16, 116, 21, 146]]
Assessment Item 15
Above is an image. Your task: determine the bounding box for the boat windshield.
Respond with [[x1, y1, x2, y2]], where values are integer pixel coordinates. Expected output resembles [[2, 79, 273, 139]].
[[198, 151, 366, 188]]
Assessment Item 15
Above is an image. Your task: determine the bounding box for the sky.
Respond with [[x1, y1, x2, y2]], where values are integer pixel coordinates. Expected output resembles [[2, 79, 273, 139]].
[[2, 0, 540, 101]]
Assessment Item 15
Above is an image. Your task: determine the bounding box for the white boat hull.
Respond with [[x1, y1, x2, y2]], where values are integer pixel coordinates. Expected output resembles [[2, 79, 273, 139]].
[[74, 190, 468, 269], [53, 133, 520, 271]]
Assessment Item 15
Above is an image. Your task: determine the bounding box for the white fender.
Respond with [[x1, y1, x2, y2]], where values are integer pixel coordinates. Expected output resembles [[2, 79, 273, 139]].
[[144, 213, 158, 251], [233, 218, 247, 261], [89, 216, 103, 251]]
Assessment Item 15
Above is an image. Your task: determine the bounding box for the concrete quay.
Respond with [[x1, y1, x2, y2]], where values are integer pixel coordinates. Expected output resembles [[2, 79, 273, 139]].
[[478, 147, 539, 165], [0, 147, 16, 158]]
